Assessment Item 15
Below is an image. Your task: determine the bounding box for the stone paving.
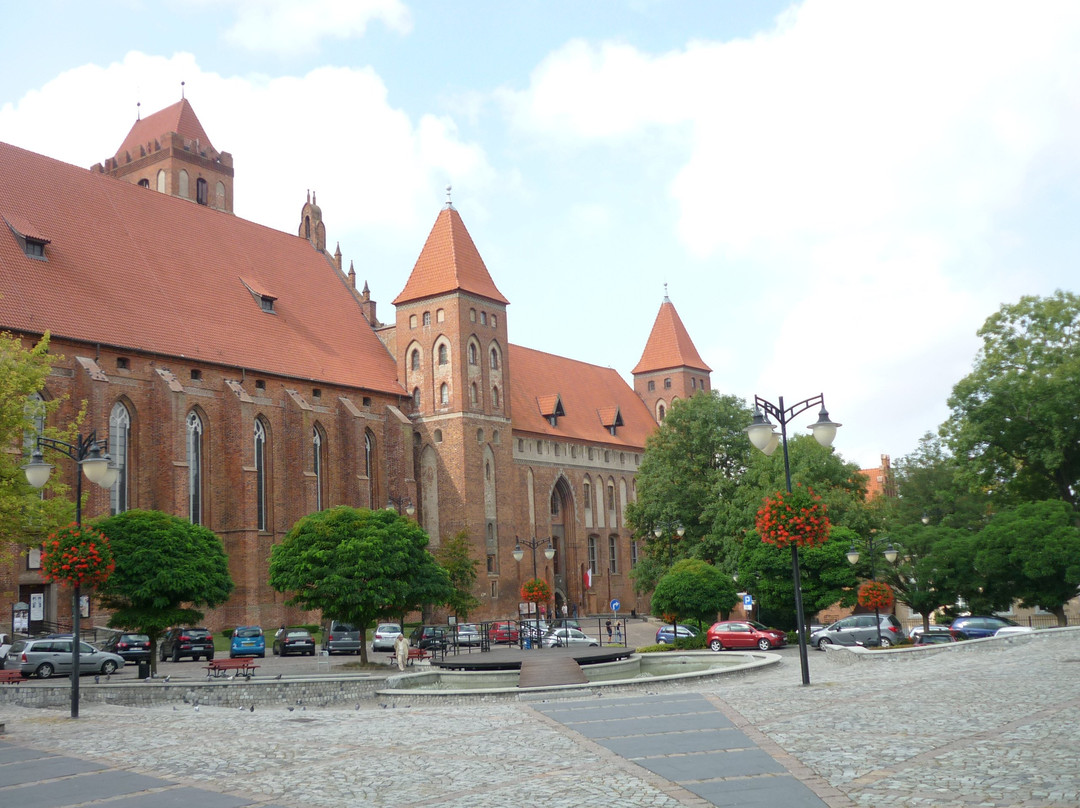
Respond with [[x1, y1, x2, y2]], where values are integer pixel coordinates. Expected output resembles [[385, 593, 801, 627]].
[[0, 626, 1077, 807]]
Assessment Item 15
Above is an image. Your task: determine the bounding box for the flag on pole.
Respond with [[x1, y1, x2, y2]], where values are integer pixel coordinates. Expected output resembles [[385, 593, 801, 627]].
[[584, 567, 593, 590]]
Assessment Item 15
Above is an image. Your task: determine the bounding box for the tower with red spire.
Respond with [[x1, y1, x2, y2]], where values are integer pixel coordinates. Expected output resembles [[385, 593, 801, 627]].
[[632, 292, 713, 423]]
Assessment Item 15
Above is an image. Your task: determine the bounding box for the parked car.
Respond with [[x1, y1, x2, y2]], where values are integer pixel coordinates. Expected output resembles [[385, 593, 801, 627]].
[[810, 614, 906, 648], [949, 615, 1022, 640], [655, 624, 697, 644], [410, 625, 449, 651], [100, 632, 152, 663], [995, 625, 1035, 637], [543, 628, 600, 647], [520, 620, 549, 641], [372, 623, 403, 652], [912, 627, 958, 646], [452, 623, 483, 646], [3, 637, 125, 678], [160, 627, 214, 662], [706, 620, 787, 651], [489, 621, 520, 644], [229, 626, 266, 658], [0, 633, 14, 662], [324, 620, 362, 655], [273, 628, 316, 656]]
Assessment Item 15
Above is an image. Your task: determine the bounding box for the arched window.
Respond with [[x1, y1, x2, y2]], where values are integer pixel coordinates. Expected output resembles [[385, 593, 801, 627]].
[[215, 181, 226, 208], [109, 402, 131, 515], [412, 387, 420, 407], [196, 177, 208, 205], [436, 308, 445, 322], [438, 344, 449, 365], [470, 383, 478, 405], [490, 347, 499, 369], [492, 386, 500, 408], [138, 178, 150, 188], [434, 429, 443, 443], [440, 383, 449, 405], [664, 378, 672, 389], [364, 430, 376, 508], [423, 311, 431, 326], [178, 169, 189, 199], [313, 426, 325, 511], [156, 169, 166, 192], [468, 343, 478, 365], [658, 404, 666, 421], [254, 418, 268, 531], [409, 314, 417, 328], [186, 411, 203, 524], [411, 349, 420, 371]]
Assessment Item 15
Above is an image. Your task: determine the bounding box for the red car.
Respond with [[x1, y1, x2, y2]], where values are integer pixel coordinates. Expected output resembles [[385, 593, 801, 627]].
[[706, 620, 786, 651], [489, 621, 520, 644]]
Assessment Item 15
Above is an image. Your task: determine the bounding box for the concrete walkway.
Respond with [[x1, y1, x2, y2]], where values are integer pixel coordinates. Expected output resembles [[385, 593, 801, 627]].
[[0, 627, 1077, 807]]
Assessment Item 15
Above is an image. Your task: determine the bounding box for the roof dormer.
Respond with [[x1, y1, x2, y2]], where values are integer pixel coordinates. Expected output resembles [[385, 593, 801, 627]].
[[537, 394, 565, 427], [4, 213, 50, 260], [240, 276, 278, 314], [597, 405, 623, 436]]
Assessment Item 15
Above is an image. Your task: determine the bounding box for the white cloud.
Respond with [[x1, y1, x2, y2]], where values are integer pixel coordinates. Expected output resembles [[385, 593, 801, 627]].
[[218, 0, 412, 54]]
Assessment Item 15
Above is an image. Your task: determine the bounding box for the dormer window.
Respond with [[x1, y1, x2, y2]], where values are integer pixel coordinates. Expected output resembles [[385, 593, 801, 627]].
[[538, 394, 565, 427], [260, 295, 275, 312], [4, 214, 50, 260]]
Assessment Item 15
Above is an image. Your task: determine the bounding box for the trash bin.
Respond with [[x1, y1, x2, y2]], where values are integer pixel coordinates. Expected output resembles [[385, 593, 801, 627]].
[[137, 660, 151, 679], [523, 636, 532, 649]]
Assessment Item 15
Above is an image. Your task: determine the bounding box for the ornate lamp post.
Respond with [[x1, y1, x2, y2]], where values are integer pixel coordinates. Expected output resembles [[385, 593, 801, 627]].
[[23, 432, 118, 719], [514, 537, 555, 649], [653, 520, 685, 641], [746, 393, 840, 686], [386, 495, 415, 517], [846, 535, 899, 646]]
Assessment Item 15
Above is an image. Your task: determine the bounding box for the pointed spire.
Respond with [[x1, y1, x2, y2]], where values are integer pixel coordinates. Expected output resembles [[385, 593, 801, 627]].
[[632, 294, 711, 375], [445, 184, 455, 210]]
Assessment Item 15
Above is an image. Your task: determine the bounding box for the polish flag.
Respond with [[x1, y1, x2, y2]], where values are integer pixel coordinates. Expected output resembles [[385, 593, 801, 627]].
[[584, 568, 593, 590]]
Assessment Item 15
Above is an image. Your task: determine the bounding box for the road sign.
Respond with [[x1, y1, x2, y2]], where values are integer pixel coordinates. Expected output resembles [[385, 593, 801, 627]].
[[743, 594, 753, 609], [610, 599, 621, 612]]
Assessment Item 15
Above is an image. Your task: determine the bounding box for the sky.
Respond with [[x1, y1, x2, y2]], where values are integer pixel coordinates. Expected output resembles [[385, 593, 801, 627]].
[[2, 0, 1079, 470]]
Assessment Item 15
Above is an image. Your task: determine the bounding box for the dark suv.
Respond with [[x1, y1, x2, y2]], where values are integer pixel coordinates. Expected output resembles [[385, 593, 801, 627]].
[[101, 632, 151, 663], [160, 627, 215, 662], [949, 615, 1021, 640], [410, 625, 449, 651]]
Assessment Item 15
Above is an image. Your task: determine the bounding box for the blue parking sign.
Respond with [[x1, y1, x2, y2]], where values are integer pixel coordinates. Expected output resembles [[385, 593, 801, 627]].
[[743, 594, 753, 609]]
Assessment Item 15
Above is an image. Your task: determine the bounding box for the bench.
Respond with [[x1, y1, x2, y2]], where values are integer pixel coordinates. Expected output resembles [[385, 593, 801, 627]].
[[0, 670, 25, 684], [386, 648, 431, 666], [204, 658, 259, 678]]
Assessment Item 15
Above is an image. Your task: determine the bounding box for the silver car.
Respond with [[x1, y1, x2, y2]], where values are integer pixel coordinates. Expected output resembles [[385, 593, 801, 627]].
[[3, 637, 125, 678], [542, 628, 600, 648], [810, 614, 907, 648]]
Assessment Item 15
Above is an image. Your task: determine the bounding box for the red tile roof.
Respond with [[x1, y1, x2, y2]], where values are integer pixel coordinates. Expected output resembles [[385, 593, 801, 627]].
[[632, 297, 712, 374], [115, 99, 218, 160], [0, 140, 402, 394], [510, 345, 655, 448], [393, 207, 509, 306]]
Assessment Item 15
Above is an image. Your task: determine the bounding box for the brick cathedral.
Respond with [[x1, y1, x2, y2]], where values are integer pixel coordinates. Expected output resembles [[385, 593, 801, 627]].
[[0, 99, 713, 631]]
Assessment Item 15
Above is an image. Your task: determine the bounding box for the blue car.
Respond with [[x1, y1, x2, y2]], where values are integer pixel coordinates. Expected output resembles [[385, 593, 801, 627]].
[[229, 626, 265, 658], [948, 615, 1020, 640]]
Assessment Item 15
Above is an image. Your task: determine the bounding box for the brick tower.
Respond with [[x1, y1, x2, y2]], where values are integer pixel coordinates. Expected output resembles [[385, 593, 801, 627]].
[[632, 293, 712, 423]]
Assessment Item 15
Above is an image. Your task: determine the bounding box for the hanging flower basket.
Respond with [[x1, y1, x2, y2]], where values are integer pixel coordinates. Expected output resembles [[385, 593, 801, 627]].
[[755, 484, 831, 548], [520, 577, 552, 603], [40, 522, 115, 588], [858, 580, 894, 610]]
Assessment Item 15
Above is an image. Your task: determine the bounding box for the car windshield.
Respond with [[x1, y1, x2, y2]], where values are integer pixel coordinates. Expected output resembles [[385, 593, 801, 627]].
[[748, 621, 771, 631]]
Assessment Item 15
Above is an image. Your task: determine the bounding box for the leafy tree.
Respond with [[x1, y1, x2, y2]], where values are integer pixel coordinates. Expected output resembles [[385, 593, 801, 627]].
[[626, 392, 753, 591], [880, 523, 968, 633], [945, 290, 1080, 512], [268, 506, 451, 664], [650, 558, 738, 629], [0, 331, 77, 553], [435, 530, 480, 620], [973, 500, 1080, 625], [94, 509, 234, 672], [889, 433, 989, 531]]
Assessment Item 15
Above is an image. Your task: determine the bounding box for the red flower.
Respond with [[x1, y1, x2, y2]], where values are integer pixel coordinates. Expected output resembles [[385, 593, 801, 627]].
[[857, 581, 894, 610], [39, 524, 114, 588], [756, 484, 830, 548]]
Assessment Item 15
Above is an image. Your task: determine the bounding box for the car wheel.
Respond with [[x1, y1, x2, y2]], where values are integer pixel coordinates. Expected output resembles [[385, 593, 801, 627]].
[[589, 642, 599, 646], [879, 637, 893, 648], [101, 660, 118, 675], [206, 652, 214, 661], [160, 647, 167, 662], [817, 637, 833, 649], [36, 662, 55, 679], [709, 639, 723, 652], [259, 652, 265, 658], [273, 646, 279, 656], [171, 648, 181, 663], [757, 638, 772, 651], [308, 649, 315, 656]]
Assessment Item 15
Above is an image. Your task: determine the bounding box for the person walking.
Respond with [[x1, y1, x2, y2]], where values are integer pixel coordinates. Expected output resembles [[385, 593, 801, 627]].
[[561, 603, 568, 619], [605, 620, 613, 643], [615, 622, 623, 644], [393, 633, 410, 671]]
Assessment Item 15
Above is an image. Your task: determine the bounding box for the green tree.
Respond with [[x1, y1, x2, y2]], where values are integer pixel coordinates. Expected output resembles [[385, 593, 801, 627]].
[[435, 530, 480, 620], [0, 332, 77, 552], [650, 558, 739, 630], [93, 509, 234, 673], [880, 523, 968, 633], [889, 433, 989, 531], [625, 392, 753, 591], [945, 291, 1080, 511], [268, 506, 452, 664], [973, 500, 1080, 625]]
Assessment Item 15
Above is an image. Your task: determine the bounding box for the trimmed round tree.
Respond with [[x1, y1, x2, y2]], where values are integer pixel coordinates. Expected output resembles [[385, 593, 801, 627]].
[[94, 509, 234, 673], [651, 559, 739, 636]]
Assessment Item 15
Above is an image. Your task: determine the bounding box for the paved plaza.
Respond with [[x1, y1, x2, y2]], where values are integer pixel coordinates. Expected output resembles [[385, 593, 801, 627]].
[[0, 627, 1078, 807]]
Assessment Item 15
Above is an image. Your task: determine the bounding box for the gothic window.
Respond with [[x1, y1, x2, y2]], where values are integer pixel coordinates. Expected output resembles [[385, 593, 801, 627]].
[[609, 535, 618, 574], [364, 430, 376, 507], [186, 411, 203, 525], [215, 181, 226, 207], [313, 425, 326, 511], [588, 536, 598, 573], [490, 347, 500, 369], [156, 169, 166, 192], [109, 402, 131, 515], [411, 349, 420, 371], [607, 483, 615, 511], [492, 386, 500, 408], [468, 343, 478, 365], [254, 418, 267, 531], [412, 387, 420, 407], [438, 344, 449, 365], [440, 383, 449, 405], [409, 314, 417, 328], [491, 314, 497, 328], [480, 312, 487, 325], [470, 383, 478, 405], [434, 429, 443, 443], [196, 177, 208, 205], [631, 540, 639, 568], [550, 491, 559, 515], [583, 481, 592, 511], [470, 308, 476, 322], [179, 169, 189, 199], [658, 404, 666, 421]]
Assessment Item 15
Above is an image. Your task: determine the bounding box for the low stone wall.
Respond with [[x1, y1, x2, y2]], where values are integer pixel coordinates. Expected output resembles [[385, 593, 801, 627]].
[[0, 675, 385, 710]]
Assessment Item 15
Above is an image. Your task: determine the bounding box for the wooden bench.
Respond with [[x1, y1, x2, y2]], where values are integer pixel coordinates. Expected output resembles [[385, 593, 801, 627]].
[[386, 648, 431, 667], [0, 670, 25, 684], [204, 658, 259, 678]]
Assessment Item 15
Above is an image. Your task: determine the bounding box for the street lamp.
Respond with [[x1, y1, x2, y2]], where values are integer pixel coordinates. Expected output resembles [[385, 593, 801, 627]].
[[653, 520, 685, 642], [22, 431, 118, 719], [846, 534, 898, 646], [746, 394, 840, 686], [386, 495, 415, 517], [513, 537, 555, 649]]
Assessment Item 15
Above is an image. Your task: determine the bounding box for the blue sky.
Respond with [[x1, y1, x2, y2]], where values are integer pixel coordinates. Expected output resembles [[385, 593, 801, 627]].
[[3, 0, 1079, 470]]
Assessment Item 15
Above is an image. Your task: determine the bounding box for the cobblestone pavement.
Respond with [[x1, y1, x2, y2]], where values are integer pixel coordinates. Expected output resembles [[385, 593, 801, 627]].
[[1, 626, 1077, 807]]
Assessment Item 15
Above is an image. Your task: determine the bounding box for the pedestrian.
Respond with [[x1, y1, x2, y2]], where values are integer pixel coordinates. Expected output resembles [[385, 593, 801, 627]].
[[572, 603, 578, 619], [615, 622, 623, 644], [561, 603, 568, 619], [393, 633, 409, 671], [605, 620, 613, 642]]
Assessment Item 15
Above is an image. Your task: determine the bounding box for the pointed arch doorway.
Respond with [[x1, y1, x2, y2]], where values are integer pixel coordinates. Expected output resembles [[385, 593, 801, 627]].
[[549, 477, 576, 617]]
